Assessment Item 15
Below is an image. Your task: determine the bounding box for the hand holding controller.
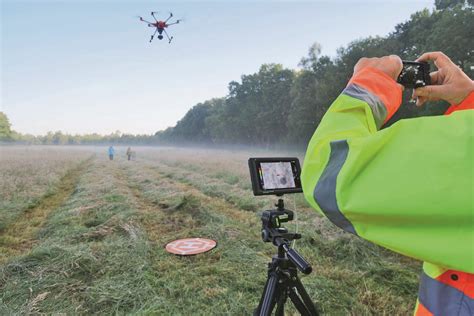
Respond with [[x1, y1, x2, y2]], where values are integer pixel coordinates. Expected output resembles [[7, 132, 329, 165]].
[[412, 52, 474, 106]]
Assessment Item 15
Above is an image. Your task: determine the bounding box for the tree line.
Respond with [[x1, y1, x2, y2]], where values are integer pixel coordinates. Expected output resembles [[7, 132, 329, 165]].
[[2, 1, 473, 147]]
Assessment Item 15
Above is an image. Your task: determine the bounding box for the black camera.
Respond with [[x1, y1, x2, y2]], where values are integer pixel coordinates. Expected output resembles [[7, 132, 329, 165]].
[[248, 157, 303, 196], [397, 61, 431, 89]]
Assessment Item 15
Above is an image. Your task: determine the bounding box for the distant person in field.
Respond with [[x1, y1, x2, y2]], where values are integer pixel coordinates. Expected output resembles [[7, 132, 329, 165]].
[[126, 147, 132, 161], [301, 52, 473, 315], [108, 146, 115, 161]]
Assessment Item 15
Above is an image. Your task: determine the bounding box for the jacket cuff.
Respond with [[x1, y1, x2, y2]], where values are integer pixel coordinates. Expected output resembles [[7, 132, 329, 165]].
[[445, 91, 474, 115], [348, 67, 403, 124]]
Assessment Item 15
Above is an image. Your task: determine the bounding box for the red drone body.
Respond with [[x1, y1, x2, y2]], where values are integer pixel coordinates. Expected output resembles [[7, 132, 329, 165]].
[[156, 21, 167, 29], [138, 12, 182, 43]]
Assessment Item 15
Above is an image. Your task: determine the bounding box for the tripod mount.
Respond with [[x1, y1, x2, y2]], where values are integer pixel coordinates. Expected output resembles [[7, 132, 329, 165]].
[[254, 197, 318, 316]]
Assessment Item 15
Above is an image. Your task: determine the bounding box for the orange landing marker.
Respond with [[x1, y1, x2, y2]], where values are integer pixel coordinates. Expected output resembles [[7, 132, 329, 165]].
[[165, 238, 217, 256]]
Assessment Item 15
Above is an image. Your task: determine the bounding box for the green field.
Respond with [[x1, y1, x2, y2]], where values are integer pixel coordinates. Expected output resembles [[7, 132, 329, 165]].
[[0, 146, 421, 315]]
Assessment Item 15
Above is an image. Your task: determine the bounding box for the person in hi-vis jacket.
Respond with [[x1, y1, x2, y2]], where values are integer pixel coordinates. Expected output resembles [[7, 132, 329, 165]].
[[301, 52, 473, 315]]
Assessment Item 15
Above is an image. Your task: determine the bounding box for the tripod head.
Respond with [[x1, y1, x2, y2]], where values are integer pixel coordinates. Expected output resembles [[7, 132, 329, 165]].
[[261, 198, 298, 243], [260, 197, 312, 275]]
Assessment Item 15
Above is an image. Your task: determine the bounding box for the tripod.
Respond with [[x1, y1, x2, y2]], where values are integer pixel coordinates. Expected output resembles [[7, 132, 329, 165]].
[[254, 199, 318, 316]]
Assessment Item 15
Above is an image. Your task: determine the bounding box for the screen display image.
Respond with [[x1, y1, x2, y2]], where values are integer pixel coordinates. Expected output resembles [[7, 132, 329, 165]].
[[260, 162, 296, 190]]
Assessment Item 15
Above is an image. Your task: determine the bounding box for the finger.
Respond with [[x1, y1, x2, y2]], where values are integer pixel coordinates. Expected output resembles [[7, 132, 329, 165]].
[[389, 54, 402, 65], [389, 54, 403, 76], [429, 71, 440, 85], [416, 52, 451, 68], [353, 57, 368, 74], [416, 95, 442, 107], [413, 85, 449, 100], [416, 96, 427, 107]]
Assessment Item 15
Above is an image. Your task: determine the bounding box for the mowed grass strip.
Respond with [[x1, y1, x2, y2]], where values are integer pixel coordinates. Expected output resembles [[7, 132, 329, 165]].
[[0, 147, 94, 231], [0, 159, 91, 264], [139, 153, 313, 214], [117, 160, 259, 240], [137, 158, 267, 212]]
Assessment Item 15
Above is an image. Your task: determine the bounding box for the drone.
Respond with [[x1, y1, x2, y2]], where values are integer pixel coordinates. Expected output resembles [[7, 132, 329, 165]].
[[138, 12, 182, 44]]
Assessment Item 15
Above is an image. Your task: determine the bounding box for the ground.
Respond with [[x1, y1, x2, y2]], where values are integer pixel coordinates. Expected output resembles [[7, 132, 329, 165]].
[[0, 146, 421, 315]]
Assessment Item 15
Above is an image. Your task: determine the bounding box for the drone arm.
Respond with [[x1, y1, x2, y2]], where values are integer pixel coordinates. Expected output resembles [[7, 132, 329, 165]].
[[165, 12, 173, 23], [151, 11, 159, 22], [166, 20, 181, 26], [139, 18, 155, 25]]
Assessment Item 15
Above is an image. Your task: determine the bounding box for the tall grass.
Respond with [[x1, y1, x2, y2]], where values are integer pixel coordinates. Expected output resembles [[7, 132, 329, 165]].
[[0, 146, 92, 231]]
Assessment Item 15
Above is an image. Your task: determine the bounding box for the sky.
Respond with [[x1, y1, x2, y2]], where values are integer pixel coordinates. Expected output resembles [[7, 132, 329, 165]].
[[1, 0, 433, 136]]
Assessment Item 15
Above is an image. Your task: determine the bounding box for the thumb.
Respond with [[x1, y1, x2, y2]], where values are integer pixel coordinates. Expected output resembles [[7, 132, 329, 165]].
[[413, 85, 450, 101]]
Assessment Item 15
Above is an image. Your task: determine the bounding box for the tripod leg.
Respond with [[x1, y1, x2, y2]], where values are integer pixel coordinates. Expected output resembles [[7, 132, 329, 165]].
[[256, 272, 280, 316], [255, 276, 271, 315], [288, 288, 313, 316], [289, 277, 319, 316], [274, 288, 287, 316]]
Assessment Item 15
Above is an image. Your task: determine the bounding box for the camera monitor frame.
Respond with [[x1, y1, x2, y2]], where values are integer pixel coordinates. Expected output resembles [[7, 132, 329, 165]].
[[248, 157, 303, 196]]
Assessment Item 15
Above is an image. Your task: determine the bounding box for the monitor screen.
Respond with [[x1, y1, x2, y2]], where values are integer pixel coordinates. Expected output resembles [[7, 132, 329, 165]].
[[249, 158, 302, 196]]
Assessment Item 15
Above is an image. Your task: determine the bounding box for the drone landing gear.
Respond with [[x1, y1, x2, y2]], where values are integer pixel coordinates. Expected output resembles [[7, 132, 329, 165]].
[[150, 28, 159, 42], [163, 29, 173, 43]]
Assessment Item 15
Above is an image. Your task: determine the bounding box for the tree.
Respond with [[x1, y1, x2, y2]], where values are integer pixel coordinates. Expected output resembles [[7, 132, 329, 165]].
[[435, 0, 474, 10], [170, 100, 219, 143], [216, 64, 294, 146], [299, 42, 322, 70], [0, 112, 12, 141], [287, 48, 342, 145]]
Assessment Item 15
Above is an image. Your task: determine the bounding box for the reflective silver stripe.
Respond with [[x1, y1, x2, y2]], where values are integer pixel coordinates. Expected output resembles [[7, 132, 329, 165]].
[[313, 140, 357, 235], [343, 83, 387, 129], [419, 272, 474, 315]]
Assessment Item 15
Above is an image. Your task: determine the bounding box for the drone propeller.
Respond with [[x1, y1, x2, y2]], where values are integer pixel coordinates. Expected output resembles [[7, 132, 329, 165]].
[[166, 17, 183, 26], [136, 15, 155, 26]]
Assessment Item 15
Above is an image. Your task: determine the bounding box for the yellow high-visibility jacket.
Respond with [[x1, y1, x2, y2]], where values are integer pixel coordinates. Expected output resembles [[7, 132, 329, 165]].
[[301, 67, 474, 315]]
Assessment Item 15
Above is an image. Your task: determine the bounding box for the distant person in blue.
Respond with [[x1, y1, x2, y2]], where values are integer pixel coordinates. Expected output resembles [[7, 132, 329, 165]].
[[108, 146, 115, 160]]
